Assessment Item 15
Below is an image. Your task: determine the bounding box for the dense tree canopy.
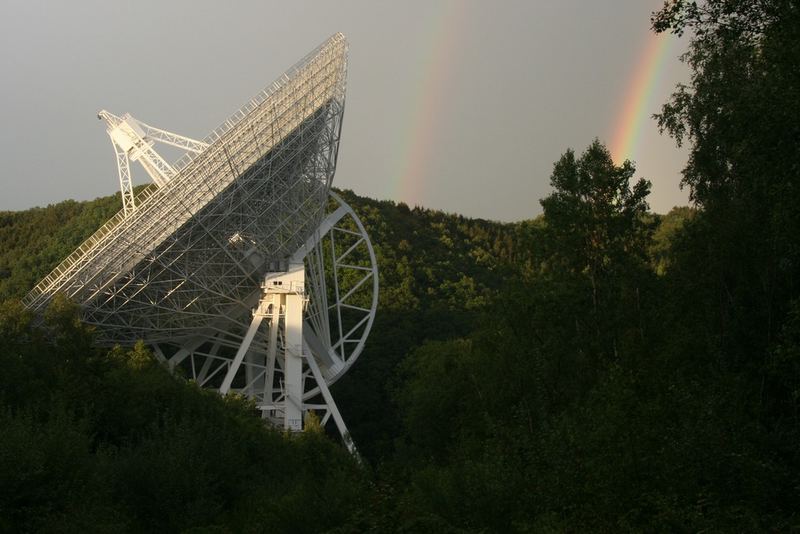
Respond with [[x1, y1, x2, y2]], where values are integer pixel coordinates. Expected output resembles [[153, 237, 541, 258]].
[[0, 296, 368, 532]]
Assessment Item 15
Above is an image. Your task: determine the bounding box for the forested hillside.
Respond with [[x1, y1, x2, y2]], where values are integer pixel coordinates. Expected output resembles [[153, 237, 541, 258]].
[[2, 1, 799, 531]]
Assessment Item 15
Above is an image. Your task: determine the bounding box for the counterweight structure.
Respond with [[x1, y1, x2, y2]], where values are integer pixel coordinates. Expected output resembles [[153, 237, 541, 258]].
[[22, 34, 377, 453]]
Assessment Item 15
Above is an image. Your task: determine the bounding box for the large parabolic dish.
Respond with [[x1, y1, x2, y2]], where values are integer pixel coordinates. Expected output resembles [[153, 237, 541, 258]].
[[22, 34, 377, 451]]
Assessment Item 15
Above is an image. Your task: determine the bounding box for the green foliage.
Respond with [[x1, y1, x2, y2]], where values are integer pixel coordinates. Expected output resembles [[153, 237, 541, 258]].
[[0, 194, 122, 301], [384, 111, 797, 529], [650, 7, 800, 524], [329, 189, 522, 463], [0, 297, 367, 532], [649, 206, 695, 275], [654, 0, 800, 367], [539, 139, 652, 278]]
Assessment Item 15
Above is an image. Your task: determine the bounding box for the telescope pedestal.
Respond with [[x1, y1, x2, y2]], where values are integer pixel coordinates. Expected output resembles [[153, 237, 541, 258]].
[[217, 263, 356, 454]]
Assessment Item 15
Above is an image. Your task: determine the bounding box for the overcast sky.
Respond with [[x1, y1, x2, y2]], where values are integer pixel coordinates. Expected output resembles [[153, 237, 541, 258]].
[[0, 0, 690, 221]]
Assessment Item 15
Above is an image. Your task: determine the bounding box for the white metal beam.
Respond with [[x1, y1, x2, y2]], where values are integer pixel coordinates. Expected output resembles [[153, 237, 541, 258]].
[[304, 340, 358, 456], [219, 311, 265, 395], [139, 121, 209, 154]]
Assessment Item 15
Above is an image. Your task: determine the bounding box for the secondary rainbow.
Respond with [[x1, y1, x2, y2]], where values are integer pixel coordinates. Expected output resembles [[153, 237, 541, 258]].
[[388, 0, 466, 205], [610, 33, 673, 164]]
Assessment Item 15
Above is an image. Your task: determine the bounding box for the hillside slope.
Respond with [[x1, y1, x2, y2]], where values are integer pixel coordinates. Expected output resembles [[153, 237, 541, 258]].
[[0, 187, 688, 464], [0, 187, 531, 459], [8, 179, 786, 533]]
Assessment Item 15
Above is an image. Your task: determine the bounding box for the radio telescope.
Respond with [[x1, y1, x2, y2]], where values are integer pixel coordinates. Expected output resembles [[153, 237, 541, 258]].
[[23, 33, 377, 453]]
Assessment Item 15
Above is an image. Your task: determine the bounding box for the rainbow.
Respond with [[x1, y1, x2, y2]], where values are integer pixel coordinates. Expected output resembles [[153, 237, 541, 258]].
[[388, 0, 466, 205], [610, 32, 673, 164]]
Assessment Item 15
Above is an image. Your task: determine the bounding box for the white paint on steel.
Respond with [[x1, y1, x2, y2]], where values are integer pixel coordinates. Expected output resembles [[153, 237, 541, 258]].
[[22, 34, 373, 453]]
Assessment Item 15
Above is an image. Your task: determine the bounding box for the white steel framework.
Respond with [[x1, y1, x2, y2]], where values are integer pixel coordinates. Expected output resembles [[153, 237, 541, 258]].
[[98, 110, 209, 214], [22, 34, 376, 451]]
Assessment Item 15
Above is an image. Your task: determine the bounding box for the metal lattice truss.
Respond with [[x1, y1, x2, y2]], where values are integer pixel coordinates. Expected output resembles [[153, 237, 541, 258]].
[[24, 33, 348, 339], [22, 34, 377, 451], [98, 110, 210, 215], [162, 192, 378, 453]]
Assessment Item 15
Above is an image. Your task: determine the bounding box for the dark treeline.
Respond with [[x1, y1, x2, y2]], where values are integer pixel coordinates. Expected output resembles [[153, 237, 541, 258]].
[[1, 1, 799, 531], [0, 297, 366, 532]]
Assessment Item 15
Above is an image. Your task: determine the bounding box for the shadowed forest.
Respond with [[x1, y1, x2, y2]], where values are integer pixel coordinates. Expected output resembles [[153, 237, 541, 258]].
[[1, 2, 799, 531]]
